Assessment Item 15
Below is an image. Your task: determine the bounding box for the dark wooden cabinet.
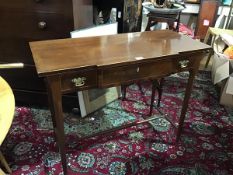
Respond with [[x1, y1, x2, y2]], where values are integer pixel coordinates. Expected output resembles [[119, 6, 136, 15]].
[[0, 0, 76, 109], [0, 0, 143, 109]]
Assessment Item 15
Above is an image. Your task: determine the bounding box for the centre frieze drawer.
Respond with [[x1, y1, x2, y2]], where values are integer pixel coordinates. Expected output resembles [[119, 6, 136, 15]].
[[100, 56, 196, 87], [100, 59, 174, 87]]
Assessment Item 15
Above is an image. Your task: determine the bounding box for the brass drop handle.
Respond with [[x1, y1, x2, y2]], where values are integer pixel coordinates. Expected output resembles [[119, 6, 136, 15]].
[[179, 60, 189, 68], [38, 21, 47, 29], [71, 77, 86, 87]]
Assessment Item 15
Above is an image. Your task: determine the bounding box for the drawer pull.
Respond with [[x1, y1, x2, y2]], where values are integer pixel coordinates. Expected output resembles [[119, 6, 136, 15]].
[[179, 60, 189, 68], [38, 21, 47, 29], [136, 67, 140, 72], [71, 77, 86, 87]]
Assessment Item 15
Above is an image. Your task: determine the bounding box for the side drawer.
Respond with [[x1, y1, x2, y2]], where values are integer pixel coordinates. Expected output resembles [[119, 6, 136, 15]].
[[172, 57, 197, 72], [61, 69, 98, 93]]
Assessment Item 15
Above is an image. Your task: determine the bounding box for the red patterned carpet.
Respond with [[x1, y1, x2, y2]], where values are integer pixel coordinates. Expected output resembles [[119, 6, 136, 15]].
[[1, 71, 233, 175]]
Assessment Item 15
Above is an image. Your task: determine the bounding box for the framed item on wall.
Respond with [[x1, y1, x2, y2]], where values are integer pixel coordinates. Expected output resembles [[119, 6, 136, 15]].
[[70, 23, 121, 117]]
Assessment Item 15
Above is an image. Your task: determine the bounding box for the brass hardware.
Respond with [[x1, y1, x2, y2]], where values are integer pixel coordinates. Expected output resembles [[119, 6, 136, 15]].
[[136, 67, 140, 72], [179, 60, 189, 68], [38, 21, 47, 29], [71, 77, 86, 87]]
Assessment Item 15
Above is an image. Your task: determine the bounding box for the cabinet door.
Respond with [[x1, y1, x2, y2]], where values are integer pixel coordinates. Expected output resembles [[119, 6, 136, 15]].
[[0, 0, 70, 13]]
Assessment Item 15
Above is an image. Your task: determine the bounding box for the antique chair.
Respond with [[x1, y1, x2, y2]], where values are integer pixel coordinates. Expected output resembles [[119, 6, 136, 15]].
[[121, 79, 164, 116], [142, 1, 184, 32], [0, 63, 23, 174], [145, 11, 181, 31], [121, 1, 185, 116]]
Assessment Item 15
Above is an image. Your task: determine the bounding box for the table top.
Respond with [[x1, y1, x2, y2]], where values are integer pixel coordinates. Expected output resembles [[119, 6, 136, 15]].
[[0, 76, 15, 145], [29, 30, 211, 77]]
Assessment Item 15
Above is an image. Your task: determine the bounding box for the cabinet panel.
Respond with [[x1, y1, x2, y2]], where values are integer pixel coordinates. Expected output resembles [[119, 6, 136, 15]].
[[0, 11, 73, 39], [0, 65, 45, 91], [0, 11, 73, 64], [0, 1, 74, 106], [0, 0, 70, 13]]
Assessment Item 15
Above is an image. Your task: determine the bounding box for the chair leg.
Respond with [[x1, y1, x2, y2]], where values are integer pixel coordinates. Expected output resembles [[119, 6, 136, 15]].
[[0, 151, 12, 174], [157, 78, 164, 108], [175, 12, 181, 32], [121, 85, 127, 100], [149, 79, 164, 116], [205, 49, 214, 68], [205, 34, 216, 68], [138, 82, 143, 95], [145, 17, 158, 31], [145, 17, 152, 31], [149, 80, 160, 116], [122, 79, 164, 116]]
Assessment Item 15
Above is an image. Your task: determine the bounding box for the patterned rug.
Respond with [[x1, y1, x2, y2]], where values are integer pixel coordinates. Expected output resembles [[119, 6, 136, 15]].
[[1, 71, 233, 175]]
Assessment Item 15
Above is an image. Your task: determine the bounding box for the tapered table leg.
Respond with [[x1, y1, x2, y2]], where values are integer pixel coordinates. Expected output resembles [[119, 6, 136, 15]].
[[157, 78, 164, 108], [45, 79, 58, 151], [149, 80, 158, 116], [176, 68, 198, 142], [46, 75, 67, 174], [176, 54, 203, 141], [121, 85, 127, 100]]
